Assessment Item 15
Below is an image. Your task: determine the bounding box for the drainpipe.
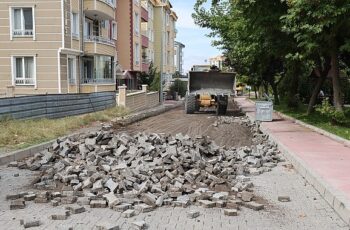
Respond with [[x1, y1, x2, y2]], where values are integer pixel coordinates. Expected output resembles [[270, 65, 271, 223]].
[[79, 0, 84, 93], [159, 6, 164, 104]]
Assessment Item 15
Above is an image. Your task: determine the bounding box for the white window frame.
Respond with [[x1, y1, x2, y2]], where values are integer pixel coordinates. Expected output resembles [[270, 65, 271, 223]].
[[135, 43, 140, 65], [9, 6, 36, 40], [11, 55, 37, 87], [71, 12, 79, 39], [67, 56, 77, 85], [112, 21, 117, 40], [134, 12, 139, 35]]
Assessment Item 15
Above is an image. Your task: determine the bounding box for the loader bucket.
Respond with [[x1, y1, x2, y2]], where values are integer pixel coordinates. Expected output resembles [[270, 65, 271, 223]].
[[188, 71, 235, 94]]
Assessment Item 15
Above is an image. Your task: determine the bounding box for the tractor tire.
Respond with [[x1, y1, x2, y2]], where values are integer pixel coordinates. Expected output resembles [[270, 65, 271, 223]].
[[216, 96, 228, 115], [185, 94, 196, 114]]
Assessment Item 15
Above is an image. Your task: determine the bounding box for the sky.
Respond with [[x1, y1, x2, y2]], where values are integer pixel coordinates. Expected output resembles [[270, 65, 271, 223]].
[[171, 0, 221, 73]]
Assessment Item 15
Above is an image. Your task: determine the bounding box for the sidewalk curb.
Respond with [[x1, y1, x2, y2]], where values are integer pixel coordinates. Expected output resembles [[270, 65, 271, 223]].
[[0, 102, 183, 166], [114, 101, 183, 126], [247, 98, 350, 147], [239, 99, 350, 226], [274, 111, 350, 147]]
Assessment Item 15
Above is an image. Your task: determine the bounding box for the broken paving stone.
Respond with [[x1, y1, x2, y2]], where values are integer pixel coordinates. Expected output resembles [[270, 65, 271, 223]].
[[66, 205, 86, 214], [10, 200, 25, 210], [198, 200, 216, 208], [278, 196, 291, 202], [61, 196, 77, 204], [122, 209, 135, 218], [113, 203, 132, 212], [24, 194, 36, 201], [6, 194, 21, 200], [224, 209, 238, 216], [11, 117, 282, 216], [23, 220, 40, 228], [134, 203, 154, 213], [187, 210, 200, 219], [132, 221, 147, 230], [94, 223, 120, 230], [243, 202, 264, 211], [51, 200, 59, 207], [103, 193, 119, 208], [90, 200, 107, 208], [241, 191, 254, 202], [51, 214, 68, 220]]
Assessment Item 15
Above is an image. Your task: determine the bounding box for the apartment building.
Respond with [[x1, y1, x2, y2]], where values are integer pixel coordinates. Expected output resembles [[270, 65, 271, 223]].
[[174, 41, 185, 75], [0, 0, 118, 97], [116, 0, 177, 90], [153, 0, 177, 89], [116, 0, 145, 89], [209, 55, 226, 70]]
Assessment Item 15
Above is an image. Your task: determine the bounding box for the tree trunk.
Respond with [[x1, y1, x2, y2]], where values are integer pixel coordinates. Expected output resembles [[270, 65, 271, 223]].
[[307, 76, 326, 115], [287, 63, 300, 108], [330, 48, 343, 112], [254, 86, 258, 99], [271, 83, 280, 105]]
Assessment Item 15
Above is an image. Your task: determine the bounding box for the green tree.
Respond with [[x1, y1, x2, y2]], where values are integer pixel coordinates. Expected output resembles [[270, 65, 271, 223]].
[[169, 79, 187, 97], [193, 0, 298, 105], [281, 0, 350, 112]]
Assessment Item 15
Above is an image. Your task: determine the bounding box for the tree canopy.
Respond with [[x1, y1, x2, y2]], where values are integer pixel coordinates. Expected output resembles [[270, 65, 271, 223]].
[[193, 0, 350, 113]]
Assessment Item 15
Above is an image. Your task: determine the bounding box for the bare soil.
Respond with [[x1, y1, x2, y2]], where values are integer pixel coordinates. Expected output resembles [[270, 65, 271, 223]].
[[116, 100, 253, 148]]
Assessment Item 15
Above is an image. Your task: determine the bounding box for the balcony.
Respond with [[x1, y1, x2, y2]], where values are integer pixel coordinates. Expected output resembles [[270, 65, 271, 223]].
[[84, 0, 115, 20], [142, 58, 150, 72], [141, 7, 148, 22], [84, 35, 115, 56], [141, 35, 149, 48]]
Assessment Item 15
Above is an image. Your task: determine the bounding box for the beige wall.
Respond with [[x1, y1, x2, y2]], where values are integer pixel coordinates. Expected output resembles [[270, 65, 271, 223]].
[[0, 0, 62, 96], [121, 90, 160, 111], [0, 0, 116, 97], [116, 0, 132, 70]]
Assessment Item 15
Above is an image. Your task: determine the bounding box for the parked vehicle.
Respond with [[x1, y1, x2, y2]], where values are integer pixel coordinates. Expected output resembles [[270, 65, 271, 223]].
[[185, 69, 236, 115]]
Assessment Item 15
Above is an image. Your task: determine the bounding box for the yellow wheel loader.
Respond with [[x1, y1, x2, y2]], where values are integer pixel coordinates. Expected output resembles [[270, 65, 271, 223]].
[[185, 70, 236, 115]]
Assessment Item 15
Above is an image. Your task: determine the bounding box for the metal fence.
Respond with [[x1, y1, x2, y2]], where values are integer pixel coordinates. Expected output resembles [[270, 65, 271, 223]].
[[0, 91, 116, 120]]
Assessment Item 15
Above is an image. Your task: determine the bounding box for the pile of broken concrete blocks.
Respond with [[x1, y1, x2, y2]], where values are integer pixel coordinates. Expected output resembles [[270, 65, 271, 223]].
[[8, 116, 282, 220]]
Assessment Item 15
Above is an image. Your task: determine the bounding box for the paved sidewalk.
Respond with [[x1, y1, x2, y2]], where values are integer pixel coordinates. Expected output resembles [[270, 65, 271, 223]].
[[236, 97, 350, 225]]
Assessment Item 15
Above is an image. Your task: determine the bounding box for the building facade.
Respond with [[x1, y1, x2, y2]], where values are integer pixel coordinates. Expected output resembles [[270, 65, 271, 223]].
[[153, 0, 177, 90], [116, 0, 177, 91], [0, 0, 118, 97], [174, 41, 185, 75], [209, 55, 226, 70]]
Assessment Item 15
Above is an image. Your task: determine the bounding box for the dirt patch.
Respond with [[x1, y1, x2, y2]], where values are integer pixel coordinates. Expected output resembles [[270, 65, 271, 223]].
[[116, 100, 253, 148]]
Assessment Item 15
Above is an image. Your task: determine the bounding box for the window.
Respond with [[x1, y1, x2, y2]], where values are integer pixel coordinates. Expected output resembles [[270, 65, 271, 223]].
[[135, 43, 140, 65], [134, 13, 139, 35], [112, 22, 117, 40], [11, 8, 34, 38], [12, 56, 35, 86], [68, 57, 76, 84], [83, 56, 114, 83], [71, 13, 79, 39]]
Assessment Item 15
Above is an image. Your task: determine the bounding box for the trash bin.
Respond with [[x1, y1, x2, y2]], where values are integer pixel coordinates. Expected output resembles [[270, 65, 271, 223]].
[[255, 101, 273, 121]]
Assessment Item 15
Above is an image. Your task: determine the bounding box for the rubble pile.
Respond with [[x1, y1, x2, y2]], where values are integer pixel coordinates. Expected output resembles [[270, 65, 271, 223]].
[[8, 117, 283, 217]]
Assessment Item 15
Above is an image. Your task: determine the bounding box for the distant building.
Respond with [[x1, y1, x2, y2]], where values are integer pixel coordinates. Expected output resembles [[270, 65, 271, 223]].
[[174, 41, 185, 75], [191, 65, 211, 72], [209, 55, 226, 70]]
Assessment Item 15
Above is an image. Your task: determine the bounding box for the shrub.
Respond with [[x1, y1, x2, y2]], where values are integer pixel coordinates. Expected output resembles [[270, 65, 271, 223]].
[[316, 99, 346, 125]]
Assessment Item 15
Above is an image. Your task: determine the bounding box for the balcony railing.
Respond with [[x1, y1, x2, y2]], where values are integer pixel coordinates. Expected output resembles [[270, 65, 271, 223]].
[[15, 78, 35, 85], [82, 78, 114, 84], [13, 29, 33, 37], [84, 35, 114, 46], [101, 0, 116, 8]]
